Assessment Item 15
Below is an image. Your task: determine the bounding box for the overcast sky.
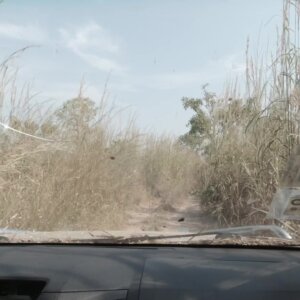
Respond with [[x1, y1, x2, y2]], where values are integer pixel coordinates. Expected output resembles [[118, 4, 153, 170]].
[[0, 0, 283, 135]]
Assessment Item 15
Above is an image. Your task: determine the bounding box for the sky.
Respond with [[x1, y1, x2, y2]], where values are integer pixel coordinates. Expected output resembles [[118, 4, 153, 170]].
[[0, 0, 283, 135]]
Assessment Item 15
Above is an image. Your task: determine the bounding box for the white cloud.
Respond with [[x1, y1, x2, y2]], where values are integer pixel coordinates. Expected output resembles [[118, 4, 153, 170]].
[[60, 23, 123, 73], [148, 72, 206, 90], [110, 81, 139, 93], [139, 53, 246, 90], [64, 23, 119, 53], [0, 23, 47, 43], [221, 54, 246, 73]]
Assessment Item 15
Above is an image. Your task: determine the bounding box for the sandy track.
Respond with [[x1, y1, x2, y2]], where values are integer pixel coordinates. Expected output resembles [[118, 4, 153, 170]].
[[125, 197, 217, 232]]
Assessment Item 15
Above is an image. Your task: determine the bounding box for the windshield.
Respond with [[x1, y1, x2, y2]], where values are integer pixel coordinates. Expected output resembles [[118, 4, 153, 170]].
[[0, 0, 300, 245]]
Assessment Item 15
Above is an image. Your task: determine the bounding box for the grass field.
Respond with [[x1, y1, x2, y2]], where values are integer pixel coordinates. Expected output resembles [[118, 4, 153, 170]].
[[0, 0, 299, 231]]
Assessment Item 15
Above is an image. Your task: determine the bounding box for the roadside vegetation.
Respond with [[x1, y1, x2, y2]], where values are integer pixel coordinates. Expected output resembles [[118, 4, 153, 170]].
[[0, 0, 299, 231], [181, 0, 300, 226], [0, 78, 200, 230]]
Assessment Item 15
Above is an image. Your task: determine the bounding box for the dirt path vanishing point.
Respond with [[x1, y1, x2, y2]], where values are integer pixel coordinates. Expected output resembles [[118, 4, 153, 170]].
[[125, 196, 217, 232]]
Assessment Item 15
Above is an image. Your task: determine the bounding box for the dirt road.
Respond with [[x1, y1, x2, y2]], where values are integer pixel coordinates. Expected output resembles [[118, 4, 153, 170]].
[[125, 197, 217, 232]]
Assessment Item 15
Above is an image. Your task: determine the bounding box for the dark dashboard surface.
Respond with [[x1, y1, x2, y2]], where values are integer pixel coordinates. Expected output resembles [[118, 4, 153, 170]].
[[0, 245, 300, 299]]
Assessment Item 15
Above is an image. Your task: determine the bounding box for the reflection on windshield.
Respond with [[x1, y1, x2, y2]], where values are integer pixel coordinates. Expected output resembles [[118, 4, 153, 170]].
[[0, 0, 300, 243]]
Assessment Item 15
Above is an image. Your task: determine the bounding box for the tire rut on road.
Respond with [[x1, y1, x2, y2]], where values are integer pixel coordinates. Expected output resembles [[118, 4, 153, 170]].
[[125, 197, 217, 232]]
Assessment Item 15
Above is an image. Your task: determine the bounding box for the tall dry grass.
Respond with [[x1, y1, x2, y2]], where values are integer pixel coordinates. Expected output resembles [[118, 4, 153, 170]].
[[0, 68, 200, 230], [189, 0, 300, 227], [2, 0, 300, 231]]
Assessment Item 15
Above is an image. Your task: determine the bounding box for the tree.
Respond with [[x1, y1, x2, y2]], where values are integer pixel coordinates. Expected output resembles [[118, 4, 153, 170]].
[[55, 96, 97, 141], [180, 85, 215, 152]]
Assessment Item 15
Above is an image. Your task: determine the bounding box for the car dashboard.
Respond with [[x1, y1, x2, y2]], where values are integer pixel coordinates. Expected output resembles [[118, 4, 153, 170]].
[[0, 244, 299, 299]]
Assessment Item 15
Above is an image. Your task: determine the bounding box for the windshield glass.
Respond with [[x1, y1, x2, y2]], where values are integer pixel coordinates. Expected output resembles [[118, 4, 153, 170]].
[[0, 0, 300, 245]]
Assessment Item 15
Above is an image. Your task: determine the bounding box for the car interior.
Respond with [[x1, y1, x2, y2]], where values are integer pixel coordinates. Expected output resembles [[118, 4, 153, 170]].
[[0, 243, 300, 300]]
